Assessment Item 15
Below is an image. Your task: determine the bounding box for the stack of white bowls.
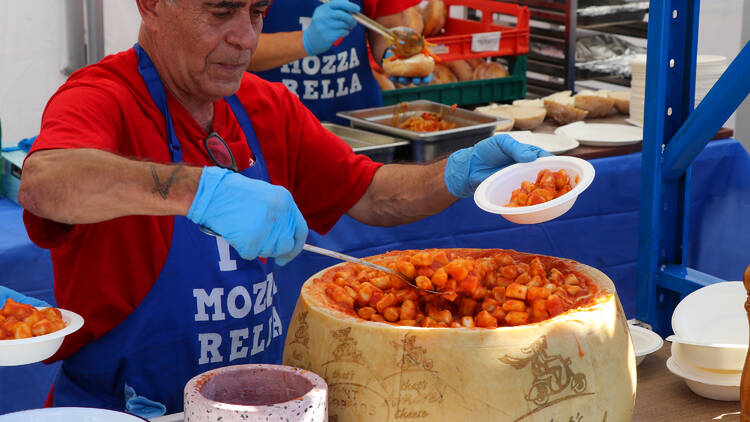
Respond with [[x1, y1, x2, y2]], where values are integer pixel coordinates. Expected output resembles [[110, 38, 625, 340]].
[[667, 281, 748, 401], [629, 55, 727, 126]]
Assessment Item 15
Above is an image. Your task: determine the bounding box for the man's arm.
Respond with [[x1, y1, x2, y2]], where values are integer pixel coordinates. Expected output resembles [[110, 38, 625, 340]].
[[18, 148, 201, 224], [247, 32, 307, 72], [347, 135, 554, 227], [347, 159, 456, 226]]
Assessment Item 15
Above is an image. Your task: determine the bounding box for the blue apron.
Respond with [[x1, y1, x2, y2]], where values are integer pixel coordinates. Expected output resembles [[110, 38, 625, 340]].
[[52, 44, 285, 414], [255, 0, 382, 124]]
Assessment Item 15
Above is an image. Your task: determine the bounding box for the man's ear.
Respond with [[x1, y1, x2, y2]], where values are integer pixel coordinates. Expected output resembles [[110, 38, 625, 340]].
[[135, 0, 162, 30]]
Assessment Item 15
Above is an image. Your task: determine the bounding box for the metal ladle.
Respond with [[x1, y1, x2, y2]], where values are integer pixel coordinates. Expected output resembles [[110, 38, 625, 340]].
[[302, 244, 444, 294], [318, 0, 426, 57]]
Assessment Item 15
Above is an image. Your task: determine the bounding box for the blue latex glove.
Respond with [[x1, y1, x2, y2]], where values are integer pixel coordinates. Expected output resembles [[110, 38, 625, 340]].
[[0, 286, 50, 307], [302, 0, 360, 56], [384, 50, 434, 85], [445, 134, 553, 198], [187, 167, 308, 266], [124, 384, 166, 419]]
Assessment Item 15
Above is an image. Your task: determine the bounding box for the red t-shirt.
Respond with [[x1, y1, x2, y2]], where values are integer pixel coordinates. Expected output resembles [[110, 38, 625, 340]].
[[23, 48, 382, 361]]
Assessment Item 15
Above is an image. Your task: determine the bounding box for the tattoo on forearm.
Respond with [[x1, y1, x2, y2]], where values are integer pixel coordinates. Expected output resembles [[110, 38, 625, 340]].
[[151, 165, 186, 199]]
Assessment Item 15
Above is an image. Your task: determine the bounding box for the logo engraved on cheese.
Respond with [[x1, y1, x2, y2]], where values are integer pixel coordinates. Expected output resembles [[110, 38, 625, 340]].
[[286, 310, 311, 368], [499, 336, 594, 422]]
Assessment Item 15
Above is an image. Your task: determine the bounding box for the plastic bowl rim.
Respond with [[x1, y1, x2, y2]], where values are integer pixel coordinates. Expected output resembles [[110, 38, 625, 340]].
[[474, 156, 595, 215]]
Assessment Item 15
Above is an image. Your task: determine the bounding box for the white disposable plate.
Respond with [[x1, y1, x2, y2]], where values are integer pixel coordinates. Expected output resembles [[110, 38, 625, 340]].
[[498, 131, 580, 155], [671, 281, 748, 345], [625, 118, 643, 128], [474, 156, 595, 224], [628, 324, 663, 366], [666, 357, 740, 401], [0, 407, 147, 421], [0, 308, 84, 366], [555, 122, 643, 147]]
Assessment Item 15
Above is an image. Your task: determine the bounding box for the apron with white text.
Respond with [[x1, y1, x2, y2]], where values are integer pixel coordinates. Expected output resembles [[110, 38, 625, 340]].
[[52, 44, 285, 414], [255, 0, 382, 124]]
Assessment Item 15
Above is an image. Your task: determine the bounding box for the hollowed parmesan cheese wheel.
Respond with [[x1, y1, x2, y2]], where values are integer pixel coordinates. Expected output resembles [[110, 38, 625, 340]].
[[284, 249, 636, 422]]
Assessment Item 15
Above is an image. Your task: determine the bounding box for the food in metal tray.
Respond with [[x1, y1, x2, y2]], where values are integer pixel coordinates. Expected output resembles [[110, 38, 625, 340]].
[[507, 169, 576, 207], [321, 248, 603, 328], [391, 102, 457, 132], [0, 299, 66, 339]]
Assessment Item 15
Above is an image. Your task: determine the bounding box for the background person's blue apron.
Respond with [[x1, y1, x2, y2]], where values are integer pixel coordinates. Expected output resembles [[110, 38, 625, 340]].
[[255, 0, 382, 125], [53, 44, 286, 414]]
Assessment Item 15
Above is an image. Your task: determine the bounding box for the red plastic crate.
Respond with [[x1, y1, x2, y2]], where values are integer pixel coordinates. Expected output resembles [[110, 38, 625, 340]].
[[426, 0, 529, 62]]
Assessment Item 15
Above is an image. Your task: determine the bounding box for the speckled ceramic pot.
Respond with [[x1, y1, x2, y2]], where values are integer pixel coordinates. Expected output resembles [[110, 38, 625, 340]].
[[184, 364, 327, 422]]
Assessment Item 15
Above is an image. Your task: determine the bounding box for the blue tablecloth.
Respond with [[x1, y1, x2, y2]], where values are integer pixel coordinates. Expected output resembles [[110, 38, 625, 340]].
[[1, 138, 748, 415]]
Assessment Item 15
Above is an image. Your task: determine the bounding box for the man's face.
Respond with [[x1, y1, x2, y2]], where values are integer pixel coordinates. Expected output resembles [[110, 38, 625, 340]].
[[154, 0, 270, 101]]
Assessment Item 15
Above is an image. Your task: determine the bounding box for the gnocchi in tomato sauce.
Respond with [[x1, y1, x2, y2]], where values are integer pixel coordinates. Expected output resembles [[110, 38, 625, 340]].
[[507, 169, 576, 207], [318, 249, 602, 328]]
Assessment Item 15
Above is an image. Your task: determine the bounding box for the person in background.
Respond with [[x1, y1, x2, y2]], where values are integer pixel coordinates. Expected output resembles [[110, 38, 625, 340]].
[[17, 0, 548, 417], [249, 0, 430, 124]]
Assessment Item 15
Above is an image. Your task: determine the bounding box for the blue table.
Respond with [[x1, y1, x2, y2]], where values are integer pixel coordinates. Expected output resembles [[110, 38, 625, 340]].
[[2, 138, 748, 415]]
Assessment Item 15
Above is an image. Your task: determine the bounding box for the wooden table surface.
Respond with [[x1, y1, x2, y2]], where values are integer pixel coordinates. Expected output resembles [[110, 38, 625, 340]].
[[633, 343, 740, 421], [532, 115, 734, 160]]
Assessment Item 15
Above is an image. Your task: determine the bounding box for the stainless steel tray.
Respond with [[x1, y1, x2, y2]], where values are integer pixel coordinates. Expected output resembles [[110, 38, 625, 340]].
[[321, 123, 409, 164], [337, 100, 506, 162], [337, 100, 502, 142]]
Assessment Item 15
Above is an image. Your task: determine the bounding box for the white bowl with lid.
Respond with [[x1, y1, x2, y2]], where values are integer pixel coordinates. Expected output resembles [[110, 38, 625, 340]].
[[474, 156, 595, 224]]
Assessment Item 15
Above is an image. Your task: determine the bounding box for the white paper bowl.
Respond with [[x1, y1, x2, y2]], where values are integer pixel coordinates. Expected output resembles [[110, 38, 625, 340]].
[[666, 356, 740, 401], [629, 324, 663, 366], [0, 308, 84, 366], [671, 281, 748, 345], [668, 337, 747, 372], [0, 407, 146, 421], [474, 156, 595, 224]]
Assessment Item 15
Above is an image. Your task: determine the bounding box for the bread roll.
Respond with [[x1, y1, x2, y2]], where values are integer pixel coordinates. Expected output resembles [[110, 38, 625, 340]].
[[574, 90, 615, 118], [466, 57, 485, 69], [544, 99, 588, 125], [382, 53, 435, 78], [445, 60, 474, 81], [421, 0, 447, 36], [474, 104, 546, 131], [474, 104, 514, 131], [430, 63, 458, 85], [608, 90, 631, 114], [472, 62, 509, 80], [512, 98, 544, 108], [507, 106, 547, 130], [372, 70, 395, 91], [403, 6, 424, 35]]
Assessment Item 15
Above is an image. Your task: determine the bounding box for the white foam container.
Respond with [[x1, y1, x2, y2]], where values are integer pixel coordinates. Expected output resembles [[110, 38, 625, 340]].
[[666, 356, 740, 402], [474, 156, 595, 224], [0, 308, 84, 366], [0, 407, 146, 421]]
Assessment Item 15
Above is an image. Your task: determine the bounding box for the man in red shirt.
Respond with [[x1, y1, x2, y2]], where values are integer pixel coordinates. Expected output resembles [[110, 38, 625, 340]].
[[18, 0, 548, 417]]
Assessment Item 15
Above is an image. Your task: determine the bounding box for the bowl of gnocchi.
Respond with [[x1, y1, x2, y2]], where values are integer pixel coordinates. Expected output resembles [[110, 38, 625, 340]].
[[0, 299, 84, 366], [474, 156, 595, 224]]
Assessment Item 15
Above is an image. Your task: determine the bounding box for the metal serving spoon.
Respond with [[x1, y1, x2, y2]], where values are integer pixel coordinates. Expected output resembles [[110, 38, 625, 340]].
[[302, 244, 443, 294], [318, 0, 426, 57]]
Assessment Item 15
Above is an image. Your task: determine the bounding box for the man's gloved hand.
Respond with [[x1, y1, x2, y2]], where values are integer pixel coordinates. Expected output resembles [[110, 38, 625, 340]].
[[187, 167, 308, 266], [383, 50, 434, 85], [303, 0, 360, 56], [0, 286, 50, 307], [445, 134, 553, 198]]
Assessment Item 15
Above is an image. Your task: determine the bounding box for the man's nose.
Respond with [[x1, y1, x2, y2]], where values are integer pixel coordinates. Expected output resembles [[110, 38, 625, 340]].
[[227, 13, 259, 50]]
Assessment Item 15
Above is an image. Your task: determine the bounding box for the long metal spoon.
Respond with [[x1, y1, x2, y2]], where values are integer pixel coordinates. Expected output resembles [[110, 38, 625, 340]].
[[302, 244, 443, 294], [318, 0, 426, 57]]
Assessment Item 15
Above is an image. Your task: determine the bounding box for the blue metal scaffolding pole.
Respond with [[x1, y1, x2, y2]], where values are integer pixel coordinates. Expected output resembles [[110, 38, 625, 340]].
[[636, 0, 750, 336]]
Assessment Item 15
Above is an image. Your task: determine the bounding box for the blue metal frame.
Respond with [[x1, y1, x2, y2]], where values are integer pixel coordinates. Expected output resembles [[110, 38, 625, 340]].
[[636, 0, 750, 335]]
